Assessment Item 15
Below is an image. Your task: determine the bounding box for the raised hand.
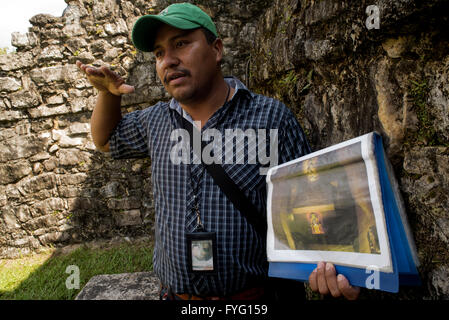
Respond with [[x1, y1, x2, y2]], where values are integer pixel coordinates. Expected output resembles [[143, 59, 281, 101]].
[[76, 60, 135, 96]]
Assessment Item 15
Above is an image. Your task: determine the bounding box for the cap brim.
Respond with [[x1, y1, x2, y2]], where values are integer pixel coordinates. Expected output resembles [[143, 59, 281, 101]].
[[132, 15, 201, 52]]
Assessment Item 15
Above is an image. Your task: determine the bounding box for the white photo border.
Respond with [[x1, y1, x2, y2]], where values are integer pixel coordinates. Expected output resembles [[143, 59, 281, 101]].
[[266, 132, 393, 273]]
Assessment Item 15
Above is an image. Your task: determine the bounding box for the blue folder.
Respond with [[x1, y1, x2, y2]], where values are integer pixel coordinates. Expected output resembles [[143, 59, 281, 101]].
[[266, 132, 420, 293]]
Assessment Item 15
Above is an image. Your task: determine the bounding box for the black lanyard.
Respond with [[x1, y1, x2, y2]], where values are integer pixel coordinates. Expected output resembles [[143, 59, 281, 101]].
[[181, 84, 231, 231], [175, 84, 267, 236], [187, 158, 206, 231]]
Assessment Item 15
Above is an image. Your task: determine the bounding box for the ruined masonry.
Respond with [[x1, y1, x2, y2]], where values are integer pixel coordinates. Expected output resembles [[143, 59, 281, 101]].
[[1, 0, 448, 299]]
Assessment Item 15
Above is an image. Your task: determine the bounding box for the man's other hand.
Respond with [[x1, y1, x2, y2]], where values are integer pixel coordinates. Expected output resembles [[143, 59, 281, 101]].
[[76, 61, 135, 96], [308, 261, 360, 300]]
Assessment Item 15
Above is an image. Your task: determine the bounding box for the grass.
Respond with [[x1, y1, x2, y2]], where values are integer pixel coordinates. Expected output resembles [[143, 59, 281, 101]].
[[0, 241, 153, 300]]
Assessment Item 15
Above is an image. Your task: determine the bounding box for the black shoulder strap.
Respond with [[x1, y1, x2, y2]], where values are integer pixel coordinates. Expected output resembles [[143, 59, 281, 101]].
[[179, 115, 267, 235]]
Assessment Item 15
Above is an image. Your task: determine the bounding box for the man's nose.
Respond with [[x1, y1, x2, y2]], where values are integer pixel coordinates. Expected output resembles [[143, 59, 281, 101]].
[[161, 48, 180, 69]]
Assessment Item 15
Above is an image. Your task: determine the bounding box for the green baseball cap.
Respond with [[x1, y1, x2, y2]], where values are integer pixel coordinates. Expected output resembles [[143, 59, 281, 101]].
[[132, 2, 218, 52]]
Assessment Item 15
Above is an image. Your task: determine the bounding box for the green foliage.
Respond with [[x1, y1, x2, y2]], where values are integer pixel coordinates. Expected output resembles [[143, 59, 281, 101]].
[[279, 70, 298, 87], [0, 242, 153, 300], [0, 47, 9, 55], [407, 79, 446, 146], [299, 69, 313, 95]]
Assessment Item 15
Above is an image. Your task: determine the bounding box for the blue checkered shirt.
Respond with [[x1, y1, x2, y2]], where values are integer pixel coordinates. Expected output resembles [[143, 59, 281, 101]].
[[109, 77, 311, 296]]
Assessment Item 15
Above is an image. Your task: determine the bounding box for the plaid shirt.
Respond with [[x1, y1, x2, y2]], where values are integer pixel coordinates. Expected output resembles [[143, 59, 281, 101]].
[[109, 77, 311, 296]]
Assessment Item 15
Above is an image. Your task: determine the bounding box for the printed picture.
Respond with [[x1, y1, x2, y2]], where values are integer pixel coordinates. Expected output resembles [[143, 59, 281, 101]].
[[191, 239, 214, 271], [269, 141, 381, 254]]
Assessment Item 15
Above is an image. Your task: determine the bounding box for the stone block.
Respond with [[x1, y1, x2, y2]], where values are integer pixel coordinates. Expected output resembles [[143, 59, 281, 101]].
[[304, 39, 333, 61], [103, 47, 122, 62], [37, 45, 64, 62], [89, 39, 112, 55], [382, 37, 409, 58], [11, 32, 39, 48], [29, 105, 71, 118], [0, 52, 34, 71], [0, 135, 46, 162], [46, 94, 65, 105], [57, 186, 80, 198], [100, 181, 122, 198], [34, 198, 67, 214], [0, 77, 21, 92], [0, 110, 26, 122], [38, 231, 69, 245], [107, 197, 141, 210], [1, 209, 20, 230], [19, 173, 57, 194], [30, 64, 79, 84], [0, 161, 32, 185], [304, 0, 348, 25], [33, 162, 43, 174], [9, 89, 41, 109], [429, 266, 449, 299], [73, 51, 95, 64], [59, 135, 85, 148], [30, 152, 51, 162], [104, 19, 128, 36], [69, 122, 90, 135], [15, 206, 32, 223], [57, 172, 88, 186], [58, 149, 91, 167], [62, 23, 86, 37], [75, 272, 159, 300], [113, 209, 142, 227], [29, 14, 57, 26], [68, 97, 88, 113], [91, 0, 119, 20]]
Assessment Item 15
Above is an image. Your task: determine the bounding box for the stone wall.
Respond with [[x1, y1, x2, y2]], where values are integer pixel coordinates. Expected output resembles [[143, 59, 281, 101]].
[[0, 0, 268, 259], [250, 0, 449, 299], [0, 0, 448, 299]]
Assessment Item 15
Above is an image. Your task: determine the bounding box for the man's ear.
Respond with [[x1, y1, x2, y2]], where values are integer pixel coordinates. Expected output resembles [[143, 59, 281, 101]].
[[211, 38, 223, 65]]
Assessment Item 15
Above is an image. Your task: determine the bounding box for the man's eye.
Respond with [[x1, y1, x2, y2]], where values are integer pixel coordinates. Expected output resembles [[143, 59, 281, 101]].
[[155, 51, 163, 58], [176, 41, 186, 48]]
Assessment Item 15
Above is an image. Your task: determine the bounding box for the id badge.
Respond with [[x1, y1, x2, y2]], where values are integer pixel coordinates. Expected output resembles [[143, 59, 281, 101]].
[[186, 231, 217, 274]]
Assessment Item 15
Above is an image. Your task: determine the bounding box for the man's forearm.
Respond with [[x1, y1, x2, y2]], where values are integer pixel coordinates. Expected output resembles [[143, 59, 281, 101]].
[[90, 91, 122, 152]]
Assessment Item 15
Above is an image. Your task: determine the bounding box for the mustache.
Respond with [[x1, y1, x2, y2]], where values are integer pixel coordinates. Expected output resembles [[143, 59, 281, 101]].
[[163, 68, 191, 84]]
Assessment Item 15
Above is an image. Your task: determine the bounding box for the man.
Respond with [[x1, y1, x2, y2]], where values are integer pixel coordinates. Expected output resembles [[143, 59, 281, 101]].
[[76, 2, 359, 300]]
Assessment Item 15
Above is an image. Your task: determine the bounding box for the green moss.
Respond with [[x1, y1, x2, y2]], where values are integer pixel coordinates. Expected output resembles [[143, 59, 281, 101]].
[[252, 68, 314, 124], [405, 79, 448, 147], [279, 70, 298, 88]]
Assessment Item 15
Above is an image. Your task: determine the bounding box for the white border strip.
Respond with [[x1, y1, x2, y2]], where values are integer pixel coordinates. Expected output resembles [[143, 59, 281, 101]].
[[266, 133, 393, 273]]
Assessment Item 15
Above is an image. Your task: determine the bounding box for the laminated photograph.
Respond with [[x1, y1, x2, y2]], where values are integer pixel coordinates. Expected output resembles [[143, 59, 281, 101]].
[[266, 132, 420, 292]]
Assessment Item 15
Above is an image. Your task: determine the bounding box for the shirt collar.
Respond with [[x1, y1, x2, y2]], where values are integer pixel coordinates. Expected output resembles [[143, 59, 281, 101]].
[[168, 76, 254, 121]]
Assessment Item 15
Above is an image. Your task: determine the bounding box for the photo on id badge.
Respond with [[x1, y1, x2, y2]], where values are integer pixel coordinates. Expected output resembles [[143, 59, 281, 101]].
[[187, 232, 217, 273]]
